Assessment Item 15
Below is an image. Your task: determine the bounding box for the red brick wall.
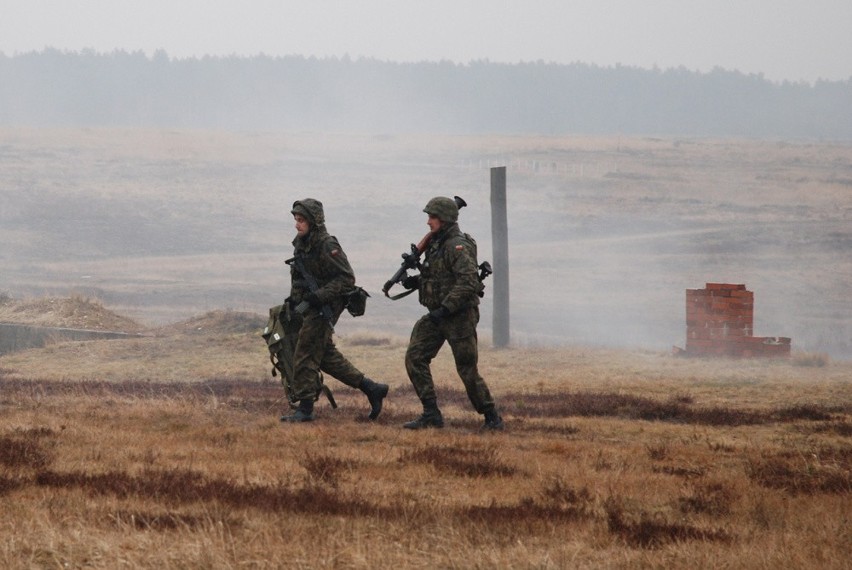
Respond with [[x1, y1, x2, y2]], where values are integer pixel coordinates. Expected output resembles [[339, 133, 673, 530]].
[[685, 283, 790, 357]]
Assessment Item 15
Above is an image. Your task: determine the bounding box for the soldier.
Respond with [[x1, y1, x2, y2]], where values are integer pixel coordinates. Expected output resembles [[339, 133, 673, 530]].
[[401, 197, 504, 430], [280, 198, 389, 422]]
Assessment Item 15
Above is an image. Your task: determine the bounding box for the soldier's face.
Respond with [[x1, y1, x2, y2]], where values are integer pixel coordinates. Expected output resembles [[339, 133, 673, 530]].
[[427, 214, 443, 233], [294, 214, 310, 237]]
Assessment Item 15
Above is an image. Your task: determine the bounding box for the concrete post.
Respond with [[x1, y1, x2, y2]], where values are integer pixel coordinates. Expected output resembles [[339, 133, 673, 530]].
[[490, 166, 510, 347]]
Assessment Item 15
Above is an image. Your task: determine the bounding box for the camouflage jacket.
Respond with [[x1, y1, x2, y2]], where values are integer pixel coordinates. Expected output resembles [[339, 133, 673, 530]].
[[289, 226, 356, 316], [418, 223, 483, 312]]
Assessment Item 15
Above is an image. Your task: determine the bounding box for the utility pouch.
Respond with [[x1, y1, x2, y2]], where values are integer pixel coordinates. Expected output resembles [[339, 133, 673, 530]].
[[345, 286, 370, 317]]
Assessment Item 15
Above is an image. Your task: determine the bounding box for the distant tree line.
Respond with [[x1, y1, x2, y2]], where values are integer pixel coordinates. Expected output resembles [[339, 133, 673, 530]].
[[1, 49, 850, 138]]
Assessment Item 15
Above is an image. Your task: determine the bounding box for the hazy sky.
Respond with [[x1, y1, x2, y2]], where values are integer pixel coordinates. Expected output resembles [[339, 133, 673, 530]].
[[2, 0, 851, 83]]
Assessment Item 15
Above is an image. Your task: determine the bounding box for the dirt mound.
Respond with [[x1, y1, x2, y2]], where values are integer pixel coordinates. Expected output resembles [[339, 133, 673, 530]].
[[0, 295, 144, 333], [158, 310, 266, 335]]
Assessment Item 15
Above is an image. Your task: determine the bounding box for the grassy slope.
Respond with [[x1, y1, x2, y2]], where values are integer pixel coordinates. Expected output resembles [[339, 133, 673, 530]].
[[1, 308, 850, 569]]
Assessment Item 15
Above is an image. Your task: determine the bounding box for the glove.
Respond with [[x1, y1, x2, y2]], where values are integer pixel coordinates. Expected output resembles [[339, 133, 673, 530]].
[[402, 275, 420, 290], [427, 306, 450, 324], [304, 292, 323, 308]]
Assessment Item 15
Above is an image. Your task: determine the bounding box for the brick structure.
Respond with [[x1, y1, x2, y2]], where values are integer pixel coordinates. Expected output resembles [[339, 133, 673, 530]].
[[684, 283, 791, 358]]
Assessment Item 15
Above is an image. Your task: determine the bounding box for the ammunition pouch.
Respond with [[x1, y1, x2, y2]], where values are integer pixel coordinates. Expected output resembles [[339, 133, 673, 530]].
[[345, 286, 370, 317]]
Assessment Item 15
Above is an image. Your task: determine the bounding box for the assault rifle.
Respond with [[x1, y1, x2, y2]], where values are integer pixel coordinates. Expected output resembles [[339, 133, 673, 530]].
[[382, 196, 470, 300], [381, 231, 433, 300], [286, 254, 335, 330]]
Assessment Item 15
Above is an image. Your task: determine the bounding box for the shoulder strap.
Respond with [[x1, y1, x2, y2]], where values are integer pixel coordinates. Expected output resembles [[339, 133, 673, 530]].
[[387, 287, 417, 301]]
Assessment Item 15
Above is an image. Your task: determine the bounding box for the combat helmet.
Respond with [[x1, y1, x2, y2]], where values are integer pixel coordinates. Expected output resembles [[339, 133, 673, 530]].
[[423, 196, 459, 223]]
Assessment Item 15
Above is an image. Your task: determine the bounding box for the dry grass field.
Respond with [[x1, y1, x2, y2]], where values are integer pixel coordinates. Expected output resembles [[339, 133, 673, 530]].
[[0, 128, 850, 567], [0, 304, 850, 568]]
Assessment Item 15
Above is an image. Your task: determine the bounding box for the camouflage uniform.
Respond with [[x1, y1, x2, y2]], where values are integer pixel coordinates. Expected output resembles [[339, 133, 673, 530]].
[[404, 197, 502, 429], [282, 199, 387, 421]]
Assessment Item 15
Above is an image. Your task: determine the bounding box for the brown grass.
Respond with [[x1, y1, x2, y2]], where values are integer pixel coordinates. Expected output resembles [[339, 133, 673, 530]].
[[0, 322, 850, 568], [746, 446, 852, 495]]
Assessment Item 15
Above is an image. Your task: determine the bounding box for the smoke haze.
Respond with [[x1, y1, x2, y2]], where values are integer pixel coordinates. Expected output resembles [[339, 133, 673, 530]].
[[1, 129, 849, 358]]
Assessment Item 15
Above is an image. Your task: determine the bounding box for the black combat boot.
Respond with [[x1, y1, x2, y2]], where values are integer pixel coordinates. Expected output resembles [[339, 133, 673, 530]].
[[481, 408, 504, 431], [280, 399, 315, 423], [359, 377, 389, 420], [403, 397, 444, 429]]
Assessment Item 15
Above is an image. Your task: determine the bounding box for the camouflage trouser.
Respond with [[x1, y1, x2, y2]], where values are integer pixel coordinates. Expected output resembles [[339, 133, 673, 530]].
[[404, 306, 495, 413], [287, 309, 365, 402]]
